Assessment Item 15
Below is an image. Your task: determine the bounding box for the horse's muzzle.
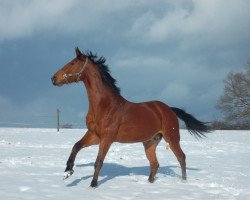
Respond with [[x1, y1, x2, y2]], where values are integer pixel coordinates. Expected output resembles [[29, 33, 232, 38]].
[[51, 75, 57, 86]]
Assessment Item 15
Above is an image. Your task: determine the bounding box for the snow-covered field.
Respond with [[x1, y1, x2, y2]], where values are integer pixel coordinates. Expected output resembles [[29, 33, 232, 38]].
[[0, 128, 250, 200]]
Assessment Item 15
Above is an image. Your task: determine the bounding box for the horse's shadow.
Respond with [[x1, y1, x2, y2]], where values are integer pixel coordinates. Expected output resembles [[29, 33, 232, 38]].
[[66, 162, 199, 187]]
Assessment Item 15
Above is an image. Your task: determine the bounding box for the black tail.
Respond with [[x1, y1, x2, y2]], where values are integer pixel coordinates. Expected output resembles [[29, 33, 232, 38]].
[[171, 107, 212, 139]]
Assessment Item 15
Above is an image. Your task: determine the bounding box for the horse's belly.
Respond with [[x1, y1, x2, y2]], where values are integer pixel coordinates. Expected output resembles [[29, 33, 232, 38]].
[[116, 109, 161, 143], [116, 129, 160, 143]]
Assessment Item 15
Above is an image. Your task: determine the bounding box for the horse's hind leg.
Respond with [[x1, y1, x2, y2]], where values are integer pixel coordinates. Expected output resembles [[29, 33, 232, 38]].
[[164, 131, 187, 180], [64, 130, 99, 179], [143, 133, 162, 183], [171, 142, 186, 180]]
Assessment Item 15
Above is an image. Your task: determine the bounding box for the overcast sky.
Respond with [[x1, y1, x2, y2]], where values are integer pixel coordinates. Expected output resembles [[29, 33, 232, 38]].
[[0, 0, 250, 128]]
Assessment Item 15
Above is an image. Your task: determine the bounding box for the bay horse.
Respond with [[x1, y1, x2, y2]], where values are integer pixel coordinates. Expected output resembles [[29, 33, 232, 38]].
[[51, 47, 210, 187]]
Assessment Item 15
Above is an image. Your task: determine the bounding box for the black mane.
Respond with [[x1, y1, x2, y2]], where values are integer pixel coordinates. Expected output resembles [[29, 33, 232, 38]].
[[85, 51, 121, 95]]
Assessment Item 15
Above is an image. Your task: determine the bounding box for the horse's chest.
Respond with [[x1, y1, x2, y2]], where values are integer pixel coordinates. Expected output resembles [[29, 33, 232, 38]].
[[86, 112, 119, 136]]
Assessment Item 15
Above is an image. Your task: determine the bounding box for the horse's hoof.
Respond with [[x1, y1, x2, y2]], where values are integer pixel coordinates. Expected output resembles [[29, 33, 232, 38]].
[[63, 170, 74, 180], [90, 180, 98, 188], [148, 177, 155, 183]]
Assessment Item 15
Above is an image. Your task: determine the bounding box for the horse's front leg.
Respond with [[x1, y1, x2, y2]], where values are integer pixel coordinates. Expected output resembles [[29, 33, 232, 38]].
[[64, 130, 99, 179], [90, 140, 112, 187]]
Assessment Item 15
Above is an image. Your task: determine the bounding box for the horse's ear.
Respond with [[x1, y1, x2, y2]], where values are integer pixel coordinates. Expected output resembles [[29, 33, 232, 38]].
[[75, 47, 83, 58]]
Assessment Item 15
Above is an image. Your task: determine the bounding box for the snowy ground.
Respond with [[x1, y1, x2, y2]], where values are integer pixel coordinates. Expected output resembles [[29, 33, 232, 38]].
[[0, 128, 250, 200]]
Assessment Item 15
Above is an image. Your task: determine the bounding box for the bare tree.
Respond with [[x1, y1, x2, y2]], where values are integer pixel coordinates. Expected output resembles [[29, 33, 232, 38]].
[[216, 63, 250, 129]]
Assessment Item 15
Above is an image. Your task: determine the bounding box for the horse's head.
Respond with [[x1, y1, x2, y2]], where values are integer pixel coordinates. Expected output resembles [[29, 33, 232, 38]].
[[51, 47, 88, 86]]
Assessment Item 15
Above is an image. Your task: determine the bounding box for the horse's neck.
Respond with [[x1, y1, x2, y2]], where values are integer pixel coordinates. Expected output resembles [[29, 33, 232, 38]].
[[83, 68, 124, 114]]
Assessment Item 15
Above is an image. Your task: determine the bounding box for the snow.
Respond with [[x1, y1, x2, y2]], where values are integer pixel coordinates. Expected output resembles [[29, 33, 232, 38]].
[[0, 128, 250, 200]]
